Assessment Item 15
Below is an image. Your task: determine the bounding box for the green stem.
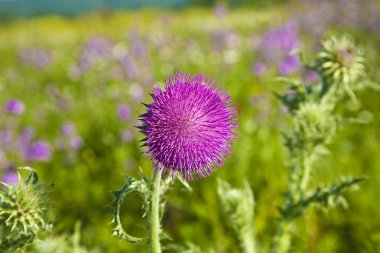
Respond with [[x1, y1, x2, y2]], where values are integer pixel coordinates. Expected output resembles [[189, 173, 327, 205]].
[[300, 150, 312, 192], [240, 229, 255, 253], [272, 219, 291, 253], [149, 171, 162, 253]]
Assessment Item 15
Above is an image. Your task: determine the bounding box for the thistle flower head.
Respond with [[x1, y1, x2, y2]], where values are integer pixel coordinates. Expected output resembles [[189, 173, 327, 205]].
[[139, 73, 237, 180], [317, 36, 365, 87], [295, 102, 336, 144], [0, 169, 51, 252]]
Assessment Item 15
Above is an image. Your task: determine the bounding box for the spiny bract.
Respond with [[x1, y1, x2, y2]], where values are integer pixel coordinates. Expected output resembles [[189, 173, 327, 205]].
[[139, 73, 237, 181], [0, 170, 50, 252]]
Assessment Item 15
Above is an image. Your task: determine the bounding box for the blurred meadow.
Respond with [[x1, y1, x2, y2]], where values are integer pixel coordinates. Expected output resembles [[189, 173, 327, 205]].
[[0, 0, 380, 252]]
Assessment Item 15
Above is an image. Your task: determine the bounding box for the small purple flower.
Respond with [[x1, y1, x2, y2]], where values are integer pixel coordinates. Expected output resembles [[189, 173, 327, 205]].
[[214, 3, 227, 18], [2, 170, 19, 185], [61, 122, 76, 135], [4, 99, 25, 115], [69, 136, 83, 149], [304, 70, 319, 83], [20, 127, 35, 150], [122, 129, 134, 143], [139, 73, 237, 180], [25, 141, 51, 162], [0, 129, 11, 147], [252, 62, 267, 76], [118, 104, 131, 121], [19, 48, 52, 69], [2, 163, 18, 185], [120, 53, 139, 79], [279, 55, 301, 76]]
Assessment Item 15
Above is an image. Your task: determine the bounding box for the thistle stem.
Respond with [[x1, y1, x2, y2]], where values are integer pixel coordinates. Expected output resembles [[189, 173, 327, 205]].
[[300, 154, 312, 191], [149, 171, 162, 253], [240, 229, 255, 253], [272, 219, 291, 253]]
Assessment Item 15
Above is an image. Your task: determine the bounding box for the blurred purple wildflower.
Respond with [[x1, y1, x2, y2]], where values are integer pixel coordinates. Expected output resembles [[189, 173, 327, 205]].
[[19, 48, 52, 69], [304, 70, 319, 83], [4, 99, 25, 115], [214, 3, 228, 18], [19, 127, 35, 151], [0, 129, 11, 148], [24, 141, 51, 162], [279, 55, 301, 75], [252, 62, 267, 76], [263, 21, 299, 53], [69, 136, 84, 149], [257, 21, 301, 75], [211, 29, 239, 52], [118, 104, 131, 121], [61, 122, 76, 135], [2, 169, 18, 185], [139, 73, 237, 180], [120, 53, 139, 79], [59, 122, 84, 150], [122, 129, 134, 143], [78, 36, 113, 71]]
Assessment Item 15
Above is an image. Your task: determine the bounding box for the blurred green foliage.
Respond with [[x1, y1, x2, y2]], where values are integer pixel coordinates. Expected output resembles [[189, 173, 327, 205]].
[[0, 3, 379, 253]]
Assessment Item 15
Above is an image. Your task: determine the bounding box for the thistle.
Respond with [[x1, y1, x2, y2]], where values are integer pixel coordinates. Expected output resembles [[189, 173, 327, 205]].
[[139, 72, 237, 181], [316, 36, 366, 101], [0, 168, 52, 252], [271, 35, 373, 253], [113, 73, 237, 253], [294, 102, 337, 145]]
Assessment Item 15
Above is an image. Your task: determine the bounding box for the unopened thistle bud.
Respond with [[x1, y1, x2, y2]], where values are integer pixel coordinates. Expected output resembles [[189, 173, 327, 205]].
[[316, 36, 365, 99], [295, 102, 337, 145], [0, 169, 51, 252]]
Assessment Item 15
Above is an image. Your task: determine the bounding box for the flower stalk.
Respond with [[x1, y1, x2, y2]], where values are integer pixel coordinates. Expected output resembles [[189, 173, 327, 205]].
[[271, 36, 372, 253], [149, 171, 162, 253]]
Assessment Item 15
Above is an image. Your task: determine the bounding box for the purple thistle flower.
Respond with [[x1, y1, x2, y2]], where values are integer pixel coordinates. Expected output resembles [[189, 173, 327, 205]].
[[24, 141, 51, 162], [279, 55, 301, 76], [139, 73, 237, 180], [69, 136, 83, 149], [61, 122, 76, 135], [214, 3, 228, 18], [122, 129, 134, 143], [2, 164, 18, 185], [4, 99, 25, 115], [252, 62, 267, 76], [118, 104, 131, 121], [2, 170, 19, 185], [19, 48, 52, 69], [304, 70, 319, 83]]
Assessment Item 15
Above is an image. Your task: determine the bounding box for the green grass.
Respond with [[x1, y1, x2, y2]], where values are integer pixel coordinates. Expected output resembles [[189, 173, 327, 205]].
[[0, 5, 379, 253]]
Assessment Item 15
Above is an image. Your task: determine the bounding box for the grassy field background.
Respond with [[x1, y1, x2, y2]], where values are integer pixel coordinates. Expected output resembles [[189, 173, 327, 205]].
[[0, 2, 380, 252]]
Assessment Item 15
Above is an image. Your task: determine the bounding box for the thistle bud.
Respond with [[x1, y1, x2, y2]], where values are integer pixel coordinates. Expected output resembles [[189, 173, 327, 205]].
[[295, 102, 337, 145], [0, 169, 51, 252], [316, 36, 366, 98]]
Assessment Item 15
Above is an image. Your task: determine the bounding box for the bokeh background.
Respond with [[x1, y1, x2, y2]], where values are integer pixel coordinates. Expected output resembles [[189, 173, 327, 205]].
[[0, 0, 379, 252]]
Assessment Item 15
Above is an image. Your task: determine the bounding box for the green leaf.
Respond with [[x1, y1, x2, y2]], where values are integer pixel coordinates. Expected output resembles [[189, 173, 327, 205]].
[[112, 177, 147, 243]]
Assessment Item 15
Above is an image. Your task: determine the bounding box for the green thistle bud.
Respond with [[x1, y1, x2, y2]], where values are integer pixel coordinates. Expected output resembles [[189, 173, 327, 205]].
[[316, 36, 366, 99], [0, 169, 51, 252], [295, 102, 337, 145]]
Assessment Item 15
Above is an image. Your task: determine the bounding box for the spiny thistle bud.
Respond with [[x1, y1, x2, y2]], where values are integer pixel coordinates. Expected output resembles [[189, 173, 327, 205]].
[[294, 102, 337, 145], [316, 36, 365, 98], [0, 168, 51, 252]]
